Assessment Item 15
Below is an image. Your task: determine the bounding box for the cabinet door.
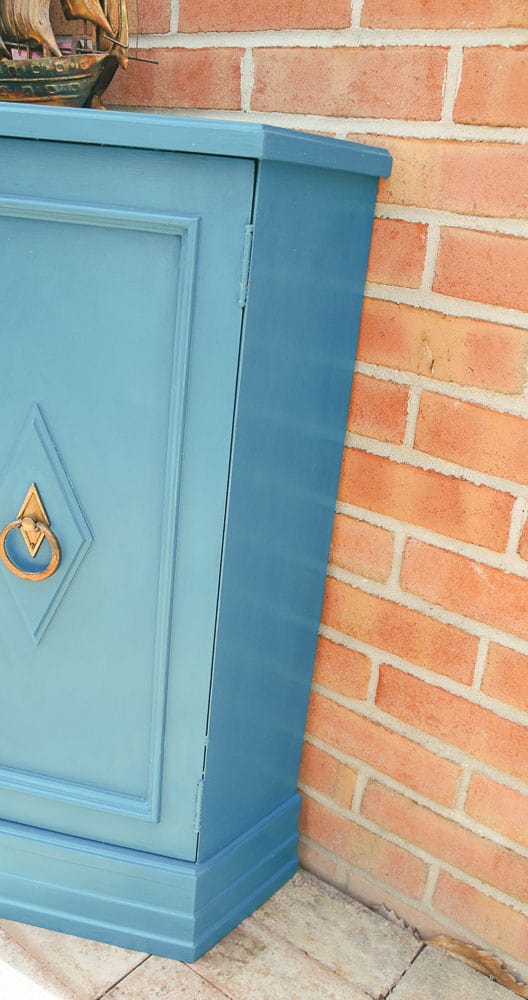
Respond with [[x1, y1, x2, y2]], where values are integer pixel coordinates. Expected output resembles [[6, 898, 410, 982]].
[[0, 135, 254, 861]]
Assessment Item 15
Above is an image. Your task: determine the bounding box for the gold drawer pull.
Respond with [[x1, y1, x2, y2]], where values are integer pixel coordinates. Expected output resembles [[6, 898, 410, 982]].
[[0, 517, 61, 581]]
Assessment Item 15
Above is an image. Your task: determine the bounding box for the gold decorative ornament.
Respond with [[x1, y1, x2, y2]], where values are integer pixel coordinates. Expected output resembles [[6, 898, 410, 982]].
[[0, 483, 61, 581], [0, 0, 129, 108], [16, 482, 50, 558]]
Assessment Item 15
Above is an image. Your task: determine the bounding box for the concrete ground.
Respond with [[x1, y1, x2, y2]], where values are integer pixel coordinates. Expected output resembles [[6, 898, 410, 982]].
[[0, 871, 517, 999]]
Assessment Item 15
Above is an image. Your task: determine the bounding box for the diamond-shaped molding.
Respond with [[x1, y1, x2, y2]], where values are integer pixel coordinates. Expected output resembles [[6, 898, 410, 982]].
[[0, 405, 92, 643]]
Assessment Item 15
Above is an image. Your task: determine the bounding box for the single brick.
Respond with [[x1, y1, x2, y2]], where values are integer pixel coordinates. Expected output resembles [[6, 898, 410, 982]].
[[434, 228, 528, 312], [347, 134, 528, 221], [179, 0, 350, 31], [306, 691, 461, 806], [300, 794, 429, 898], [367, 218, 427, 289], [519, 516, 528, 561], [415, 392, 528, 485], [481, 643, 528, 713], [361, 0, 528, 28], [329, 513, 394, 582], [466, 774, 528, 851], [376, 664, 528, 783], [129, 0, 170, 34], [106, 48, 243, 109], [322, 578, 477, 683], [455, 46, 528, 128], [433, 872, 528, 964], [312, 637, 371, 701], [363, 781, 528, 903], [299, 741, 357, 809], [357, 298, 528, 395], [347, 374, 409, 445], [339, 449, 514, 551], [252, 47, 447, 119], [401, 539, 528, 642]]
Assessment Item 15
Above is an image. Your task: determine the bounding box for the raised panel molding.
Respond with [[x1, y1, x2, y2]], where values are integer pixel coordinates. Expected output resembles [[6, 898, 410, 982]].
[[0, 198, 200, 824]]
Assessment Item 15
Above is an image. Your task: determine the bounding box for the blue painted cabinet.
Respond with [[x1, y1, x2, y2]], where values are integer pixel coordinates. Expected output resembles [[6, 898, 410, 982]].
[[0, 105, 390, 960]]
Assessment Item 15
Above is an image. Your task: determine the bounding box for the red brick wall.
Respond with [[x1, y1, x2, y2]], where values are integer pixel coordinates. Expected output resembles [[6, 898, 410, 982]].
[[108, 2, 528, 981]]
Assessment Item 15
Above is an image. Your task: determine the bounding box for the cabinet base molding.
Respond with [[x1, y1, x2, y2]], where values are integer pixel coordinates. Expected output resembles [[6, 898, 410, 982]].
[[0, 795, 300, 960]]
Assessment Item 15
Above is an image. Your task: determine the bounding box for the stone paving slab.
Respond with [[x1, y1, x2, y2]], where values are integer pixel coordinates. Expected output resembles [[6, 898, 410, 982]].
[[192, 919, 370, 1000], [106, 958, 229, 998], [253, 869, 421, 998], [0, 920, 147, 1000], [0, 925, 70, 999], [391, 946, 516, 1000]]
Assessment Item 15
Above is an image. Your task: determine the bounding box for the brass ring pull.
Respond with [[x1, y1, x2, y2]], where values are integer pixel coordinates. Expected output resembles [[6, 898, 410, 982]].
[[0, 517, 61, 581]]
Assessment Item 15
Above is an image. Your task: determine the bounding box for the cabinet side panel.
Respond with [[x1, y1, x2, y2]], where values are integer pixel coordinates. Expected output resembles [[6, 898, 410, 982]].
[[199, 161, 378, 858]]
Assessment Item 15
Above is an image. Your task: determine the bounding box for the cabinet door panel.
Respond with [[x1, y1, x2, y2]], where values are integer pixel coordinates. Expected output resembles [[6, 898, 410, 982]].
[[0, 138, 254, 861]]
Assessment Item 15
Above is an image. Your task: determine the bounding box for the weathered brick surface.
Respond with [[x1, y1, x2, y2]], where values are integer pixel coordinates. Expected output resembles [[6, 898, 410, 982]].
[[306, 692, 461, 806], [252, 47, 447, 119], [300, 795, 429, 898], [179, 0, 351, 31], [299, 742, 357, 809], [434, 228, 528, 312], [357, 299, 528, 394], [401, 540, 528, 642], [361, 0, 528, 29], [367, 218, 427, 288], [466, 774, 528, 850], [363, 781, 528, 902], [312, 637, 371, 701], [347, 373, 409, 444], [339, 449, 514, 551], [433, 873, 528, 964], [344, 869, 451, 941], [414, 392, 528, 484], [348, 135, 528, 220], [455, 46, 528, 127], [329, 513, 394, 582], [519, 517, 528, 561], [322, 577, 478, 683], [376, 664, 528, 783], [107, 48, 243, 109], [481, 644, 528, 713], [297, 838, 348, 891], [129, 0, 170, 34]]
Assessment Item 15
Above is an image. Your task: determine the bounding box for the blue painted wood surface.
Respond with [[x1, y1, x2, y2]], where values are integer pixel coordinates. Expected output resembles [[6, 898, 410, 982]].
[[199, 160, 379, 859], [0, 104, 390, 959], [0, 797, 300, 960], [0, 133, 255, 861], [0, 102, 391, 176]]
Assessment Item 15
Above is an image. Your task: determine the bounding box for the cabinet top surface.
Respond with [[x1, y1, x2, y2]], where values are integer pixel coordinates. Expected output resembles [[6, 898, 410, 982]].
[[0, 103, 391, 177]]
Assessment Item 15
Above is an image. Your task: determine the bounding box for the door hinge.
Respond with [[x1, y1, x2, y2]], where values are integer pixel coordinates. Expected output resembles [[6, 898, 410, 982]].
[[194, 778, 205, 834], [238, 224, 254, 309]]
